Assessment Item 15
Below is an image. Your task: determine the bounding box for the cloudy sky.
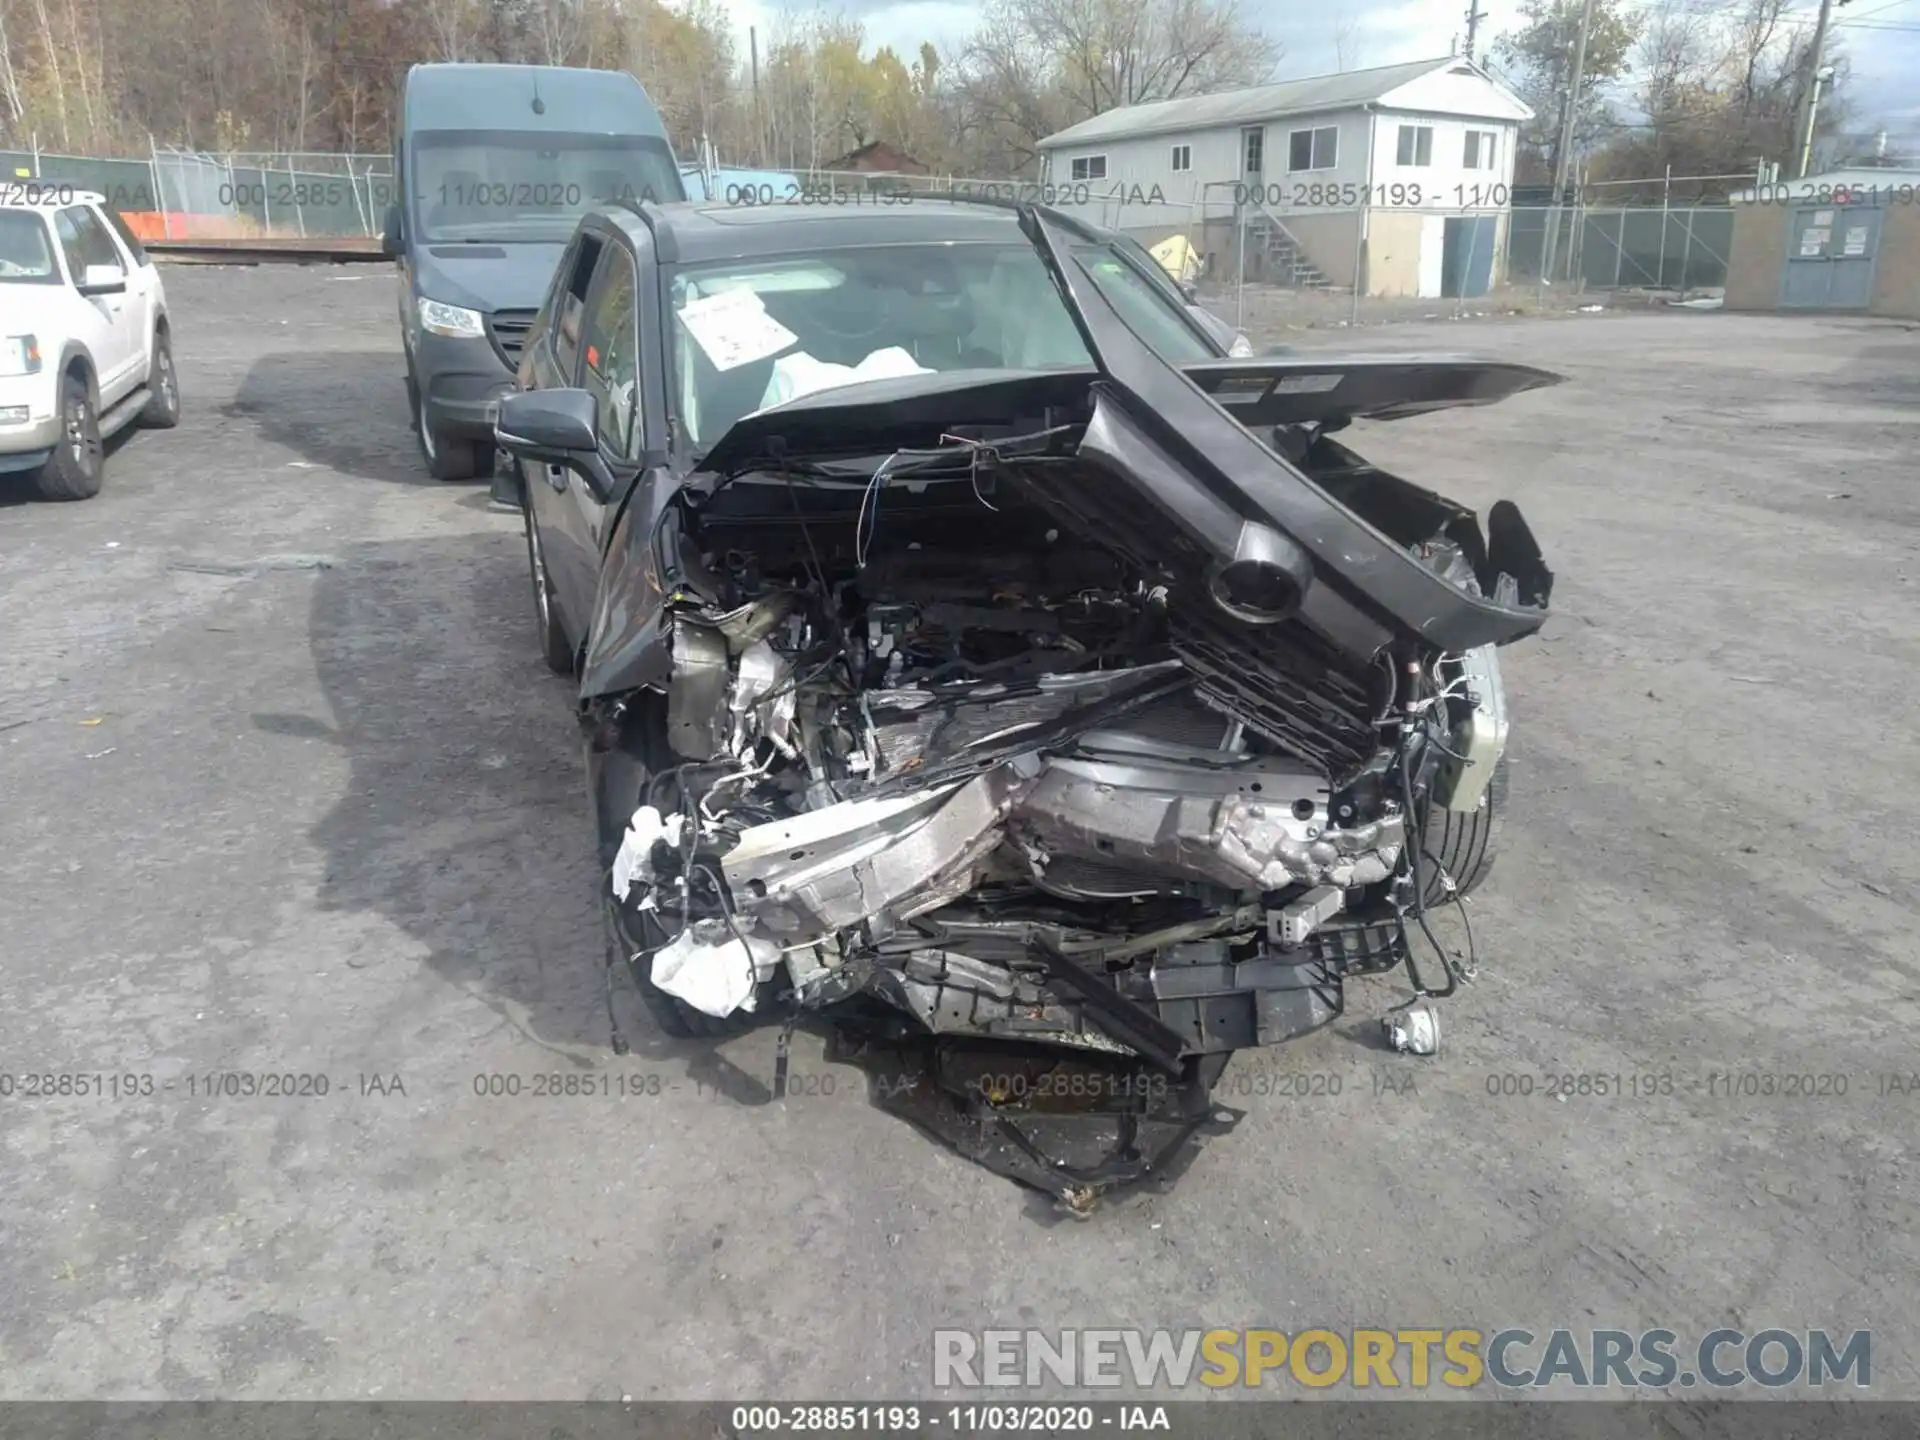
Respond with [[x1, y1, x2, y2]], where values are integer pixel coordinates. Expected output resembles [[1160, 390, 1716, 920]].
[[719, 0, 1920, 157]]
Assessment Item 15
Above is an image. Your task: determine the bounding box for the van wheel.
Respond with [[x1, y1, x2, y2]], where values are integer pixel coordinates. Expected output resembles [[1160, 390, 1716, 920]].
[[415, 388, 491, 482], [35, 373, 105, 501]]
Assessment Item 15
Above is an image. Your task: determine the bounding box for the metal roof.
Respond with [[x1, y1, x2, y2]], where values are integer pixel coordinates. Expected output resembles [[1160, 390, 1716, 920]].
[[1038, 56, 1494, 149]]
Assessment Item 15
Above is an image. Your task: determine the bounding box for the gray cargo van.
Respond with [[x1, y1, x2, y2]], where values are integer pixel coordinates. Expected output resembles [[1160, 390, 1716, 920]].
[[384, 64, 685, 480]]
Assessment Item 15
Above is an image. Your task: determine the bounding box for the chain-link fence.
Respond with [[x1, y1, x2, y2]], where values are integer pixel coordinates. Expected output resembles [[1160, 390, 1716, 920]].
[[2, 145, 397, 238], [1036, 192, 1735, 332], [150, 149, 397, 238], [721, 172, 1734, 329], [4, 145, 1734, 332]]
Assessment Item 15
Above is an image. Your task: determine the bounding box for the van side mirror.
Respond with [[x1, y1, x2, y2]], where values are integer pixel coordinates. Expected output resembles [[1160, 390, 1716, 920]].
[[381, 203, 403, 258]]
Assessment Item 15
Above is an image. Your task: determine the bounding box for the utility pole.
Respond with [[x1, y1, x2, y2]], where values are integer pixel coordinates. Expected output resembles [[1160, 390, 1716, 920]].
[[1793, 0, 1846, 178], [1542, 0, 1598, 282], [1464, 1, 1488, 60]]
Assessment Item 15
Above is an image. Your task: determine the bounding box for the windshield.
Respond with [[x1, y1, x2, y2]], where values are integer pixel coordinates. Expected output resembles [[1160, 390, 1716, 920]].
[[1074, 244, 1216, 365], [673, 239, 1223, 450], [0, 211, 59, 283], [410, 130, 684, 243]]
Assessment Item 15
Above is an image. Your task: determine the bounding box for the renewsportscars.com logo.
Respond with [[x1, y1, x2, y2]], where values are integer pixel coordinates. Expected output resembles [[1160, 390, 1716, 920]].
[[933, 1328, 1872, 1391]]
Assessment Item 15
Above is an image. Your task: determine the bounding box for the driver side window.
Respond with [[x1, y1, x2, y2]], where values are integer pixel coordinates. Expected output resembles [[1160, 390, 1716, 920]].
[[579, 249, 640, 461], [52, 210, 90, 282], [56, 206, 126, 282]]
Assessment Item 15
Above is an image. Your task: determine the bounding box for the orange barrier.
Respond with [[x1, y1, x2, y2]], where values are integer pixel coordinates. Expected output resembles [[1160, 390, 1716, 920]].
[[120, 212, 313, 242]]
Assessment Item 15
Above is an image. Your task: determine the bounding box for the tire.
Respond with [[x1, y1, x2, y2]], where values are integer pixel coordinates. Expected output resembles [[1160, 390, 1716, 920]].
[[595, 695, 767, 1040], [523, 482, 575, 676], [414, 384, 491, 482], [34, 372, 104, 502], [137, 328, 181, 428], [1418, 757, 1506, 905], [608, 891, 760, 1040]]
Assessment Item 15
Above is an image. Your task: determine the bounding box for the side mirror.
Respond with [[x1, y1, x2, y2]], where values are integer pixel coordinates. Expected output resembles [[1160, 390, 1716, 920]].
[[381, 203, 403, 258], [78, 264, 126, 296], [497, 388, 598, 459], [497, 388, 617, 499]]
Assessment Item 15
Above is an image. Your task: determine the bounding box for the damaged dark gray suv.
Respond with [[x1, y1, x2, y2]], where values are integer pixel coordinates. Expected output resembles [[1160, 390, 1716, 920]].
[[496, 197, 1559, 1209]]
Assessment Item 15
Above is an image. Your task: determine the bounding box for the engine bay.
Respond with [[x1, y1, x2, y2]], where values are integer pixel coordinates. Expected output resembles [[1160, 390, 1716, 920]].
[[607, 446, 1497, 1066], [586, 330, 1554, 1207]]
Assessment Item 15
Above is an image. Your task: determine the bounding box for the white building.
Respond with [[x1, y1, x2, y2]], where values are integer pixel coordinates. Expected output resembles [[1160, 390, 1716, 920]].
[[1036, 56, 1533, 298]]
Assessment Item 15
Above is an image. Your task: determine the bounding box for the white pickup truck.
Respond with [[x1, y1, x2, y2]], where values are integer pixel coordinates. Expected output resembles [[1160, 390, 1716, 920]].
[[0, 186, 180, 500]]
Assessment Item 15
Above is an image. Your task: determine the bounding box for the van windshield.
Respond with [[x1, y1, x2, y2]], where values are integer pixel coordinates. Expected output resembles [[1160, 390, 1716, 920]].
[[411, 130, 683, 242]]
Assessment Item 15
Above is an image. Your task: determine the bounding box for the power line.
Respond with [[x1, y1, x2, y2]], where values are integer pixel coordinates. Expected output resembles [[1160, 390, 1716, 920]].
[[1826, 0, 1918, 18]]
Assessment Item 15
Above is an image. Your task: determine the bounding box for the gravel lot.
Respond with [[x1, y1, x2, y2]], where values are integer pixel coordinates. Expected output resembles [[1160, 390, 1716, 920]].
[[1, 265, 1916, 1401]]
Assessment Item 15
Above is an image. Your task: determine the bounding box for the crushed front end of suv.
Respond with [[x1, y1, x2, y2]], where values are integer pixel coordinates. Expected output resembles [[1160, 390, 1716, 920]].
[[499, 200, 1559, 1209]]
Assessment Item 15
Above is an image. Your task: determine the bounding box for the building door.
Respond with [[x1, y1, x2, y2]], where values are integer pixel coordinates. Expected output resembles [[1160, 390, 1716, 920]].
[[1240, 126, 1264, 180], [1781, 204, 1882, 309], [1417, 215, 1446, 297], [1441, 215, 1498, 298]]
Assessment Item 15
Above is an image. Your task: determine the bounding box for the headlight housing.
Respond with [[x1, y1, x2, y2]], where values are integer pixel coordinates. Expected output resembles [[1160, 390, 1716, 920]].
[[0, 335, 43, 377], [418, 297, 485, 339]]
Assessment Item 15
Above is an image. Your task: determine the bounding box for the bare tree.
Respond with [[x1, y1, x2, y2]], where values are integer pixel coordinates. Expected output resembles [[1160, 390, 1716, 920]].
[[25, 0, 69, 147], [953, 0, 1279, 172], [1332, 6, 1361, 72], [420, 0, 477, 61], [1590, 0, 1842, 192], [0, 9, 29, 125]]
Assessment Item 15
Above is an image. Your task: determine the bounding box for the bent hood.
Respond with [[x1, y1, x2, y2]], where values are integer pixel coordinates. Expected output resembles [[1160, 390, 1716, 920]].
[[412, 241, 568, 313], [697, 354, 1560, 477], [590, 207, 1563, 702]]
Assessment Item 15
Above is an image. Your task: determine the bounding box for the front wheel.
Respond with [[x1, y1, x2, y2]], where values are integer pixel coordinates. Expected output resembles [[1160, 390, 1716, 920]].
[[34, 374, 104, 501], [608, 891, 762, 1040]]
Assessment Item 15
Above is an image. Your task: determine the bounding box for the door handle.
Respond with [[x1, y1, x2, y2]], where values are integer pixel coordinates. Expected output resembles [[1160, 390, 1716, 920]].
[[545, 463, 568, 493]]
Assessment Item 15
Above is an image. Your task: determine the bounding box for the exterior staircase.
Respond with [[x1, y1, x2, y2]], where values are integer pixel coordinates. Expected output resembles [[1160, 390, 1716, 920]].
[[1244, 207, 1335, 290]]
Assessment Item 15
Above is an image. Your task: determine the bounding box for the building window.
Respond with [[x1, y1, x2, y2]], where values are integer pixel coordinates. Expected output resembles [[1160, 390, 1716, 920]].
[[1070, 154, 1107, 182], [1287, 125, 1338, 172], [1170, 144, 1192, 173], [1243, 128, 1263, 174], [1464, 129, 1498, 170], [1396, 124, 1434, 167]]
